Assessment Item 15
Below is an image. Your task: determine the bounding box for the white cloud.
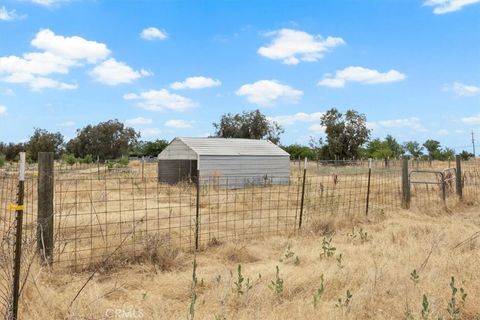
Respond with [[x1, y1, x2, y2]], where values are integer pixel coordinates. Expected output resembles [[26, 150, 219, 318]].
[[258, 28, 345, 65], [318, 66, 406, 88], [269, 112, 324, 126], [370, 117, 426, 132], [236, 80, 303, 107], [308, 124, 325, 133], [0, 6, 24, 21], [461, 114, 480, 125], [165, 119, 193, 128], [437, 129, 449, 136], [447, 82, 480, 96], [31, 29, 110, 63], [140, 27, 168, 41], [1, 89, 14, 96], [125, 117, 153, 126], [0, 29, 113, 90], [0, 52, 74, 76], [423, 0, 480, 14], [3, 72, 77, 90], [124, 89, 195, 112], [90, 58, 150, 85], [170, 76, 221, 90], [28, 0, 72, 7], [0, 105, 7, 114], [141, 128, 162, 137], [57, 121, 75, 127]]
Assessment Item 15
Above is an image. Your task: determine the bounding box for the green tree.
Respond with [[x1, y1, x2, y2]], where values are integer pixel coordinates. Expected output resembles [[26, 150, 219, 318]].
[[132, 139, 169, 157], [320, 108, 371, 159], [459, 150, 474, 161], [384, 135, 404, 158], [281, 144, 316, 160], [423, 140, 442, 160], [403, 141, 424, 158], [66, 119, 139, 161], [213, 109, 284, 144], [367, 138, 392, 160], [0, 142, 25, 161], [366, 135, 404, 167], [26, 128, 65, 162], [439, 147, 455, 161]]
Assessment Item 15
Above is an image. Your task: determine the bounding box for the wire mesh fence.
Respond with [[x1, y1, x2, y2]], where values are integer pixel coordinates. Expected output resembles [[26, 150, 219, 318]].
[[2, 158, 480, 272], [0, 175, 37, 318], [50, 167, 409, 270]]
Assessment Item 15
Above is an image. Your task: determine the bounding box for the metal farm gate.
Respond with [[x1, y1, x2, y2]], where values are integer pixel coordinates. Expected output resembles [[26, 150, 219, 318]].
[[409, 168, 458, 208]]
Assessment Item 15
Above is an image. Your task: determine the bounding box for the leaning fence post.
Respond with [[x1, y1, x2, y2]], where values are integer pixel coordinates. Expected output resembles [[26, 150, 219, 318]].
[[37, 152, 54, 265], [195, 170, 200, 251], [298, 158, 307, 230], [11, 152, 26, 320], [401, 157, 411, 209], [456, 155, 463, 200], [365, 158, 372, 216]]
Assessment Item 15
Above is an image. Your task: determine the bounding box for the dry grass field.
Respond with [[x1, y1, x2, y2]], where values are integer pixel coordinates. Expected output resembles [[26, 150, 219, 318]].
[[14, 201, 480, 320], [2, 160, 480, 319]]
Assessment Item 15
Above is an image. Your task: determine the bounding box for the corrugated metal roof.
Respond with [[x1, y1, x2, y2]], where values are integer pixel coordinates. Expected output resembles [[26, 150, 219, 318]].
[[171, 137, 290, 156]]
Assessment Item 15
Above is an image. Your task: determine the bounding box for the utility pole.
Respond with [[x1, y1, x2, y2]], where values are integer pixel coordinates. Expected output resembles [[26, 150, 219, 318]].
[[472, 130, 476, 158]]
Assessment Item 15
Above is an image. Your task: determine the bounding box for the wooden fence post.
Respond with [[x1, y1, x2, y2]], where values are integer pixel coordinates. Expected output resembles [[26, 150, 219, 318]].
[[401, 157, 411, 209], [456, 155, 463, 200], [37, 152, 54, 265]]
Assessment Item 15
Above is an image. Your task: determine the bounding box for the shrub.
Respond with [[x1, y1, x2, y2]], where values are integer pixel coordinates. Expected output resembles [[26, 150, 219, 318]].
[[0, 153, 5, 167], [81, 154, 93, 164], [118, 155, 129, 167], [62, 153, 77, 165]]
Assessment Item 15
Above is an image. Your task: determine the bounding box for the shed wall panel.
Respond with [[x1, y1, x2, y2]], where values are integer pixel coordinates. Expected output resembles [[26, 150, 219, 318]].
[[198, 155, 290, 187], [158, 139, 197, 160]]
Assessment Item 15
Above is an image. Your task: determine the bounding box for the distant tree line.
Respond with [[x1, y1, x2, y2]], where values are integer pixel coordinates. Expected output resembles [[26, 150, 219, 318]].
[[0, 119, 170, 164], [212, 108, 473, 162], [0, 109, 475, 165]]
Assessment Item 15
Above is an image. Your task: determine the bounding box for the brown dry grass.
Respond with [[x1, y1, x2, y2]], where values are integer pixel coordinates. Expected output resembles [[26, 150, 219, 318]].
[[13, 202, 480, 320]]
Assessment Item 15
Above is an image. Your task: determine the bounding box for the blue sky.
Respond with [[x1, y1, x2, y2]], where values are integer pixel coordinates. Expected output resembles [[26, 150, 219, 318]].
[[0, 0, 479, 152]]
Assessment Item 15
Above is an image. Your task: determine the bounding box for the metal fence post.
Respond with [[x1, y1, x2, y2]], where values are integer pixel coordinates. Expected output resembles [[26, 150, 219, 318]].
[[456, 155, 463, 200], [195, 170, 200, 251], [11, 152, 26, 320], [365, 158, 372, 216], [97, 155, 100, 180], [38, 152, 54, 265], [401, 157, 411, 209], [298, 158, 307, 230]]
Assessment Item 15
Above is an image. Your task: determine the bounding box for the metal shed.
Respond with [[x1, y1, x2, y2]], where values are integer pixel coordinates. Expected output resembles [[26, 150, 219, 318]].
[[157, 137, 290, 187]]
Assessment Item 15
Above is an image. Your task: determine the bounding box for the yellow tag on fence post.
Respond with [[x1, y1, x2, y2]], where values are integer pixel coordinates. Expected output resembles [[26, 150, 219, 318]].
[[7, 204, 24, 211]]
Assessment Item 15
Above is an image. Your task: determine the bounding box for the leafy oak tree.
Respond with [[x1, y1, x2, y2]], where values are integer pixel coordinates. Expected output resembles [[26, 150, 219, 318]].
[[66, 119, 139, 161], [403, 141, 424, 159], [423, 139, 442, 160], [26, 128, 64, 162], [320, 108, 371, 159], [213, 109, 284, 144]]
